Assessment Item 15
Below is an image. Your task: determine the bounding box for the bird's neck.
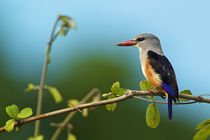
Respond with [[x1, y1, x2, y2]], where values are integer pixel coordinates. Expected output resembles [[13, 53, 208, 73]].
[[139, 46, 164, 56]]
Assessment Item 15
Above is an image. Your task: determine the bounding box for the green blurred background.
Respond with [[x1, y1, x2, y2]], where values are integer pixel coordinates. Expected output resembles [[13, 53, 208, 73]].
[[0, 0, 210, 140]]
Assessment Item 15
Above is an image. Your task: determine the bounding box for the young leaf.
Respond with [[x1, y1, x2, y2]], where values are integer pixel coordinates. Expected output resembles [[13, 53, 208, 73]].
[[146, 103, 160, 128], [4, 119, 15, 132], [196, 119, 210, 130], [48, 87, 63, 103], [70, 19, 77, 30], [194, 125, 210, 140], [140, 80, 154, 99], [24, 83, 35, 92], [58, 29, 65, 35], [140, 80, 153, 91], [6, 105, 19, 119], [60, 16, 69, 28], [68, 99, 79, 107], [59, 16, 76, 36], [67, 133, 77, 140], [82, 108, 88, 117], [16, 127, 20, 131], [179, 90, 192, 101], [111, 81, 125, 96], [106, 94, 117, 112], [102, 93, 111, 98], [17, 108, 33, 119], [28, 135, 44, 140]]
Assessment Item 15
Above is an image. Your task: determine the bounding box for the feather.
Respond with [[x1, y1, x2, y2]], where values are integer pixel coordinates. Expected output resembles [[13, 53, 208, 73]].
[[162, 82, 176, 102], [168, 96, 172, 120], [147, 50, 179, 120], [147, 51, 178, 99]]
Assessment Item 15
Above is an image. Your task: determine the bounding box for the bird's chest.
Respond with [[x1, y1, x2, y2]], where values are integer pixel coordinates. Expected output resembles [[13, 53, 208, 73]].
[[139, 51, 147, 77], [140, 53, 162, 88]]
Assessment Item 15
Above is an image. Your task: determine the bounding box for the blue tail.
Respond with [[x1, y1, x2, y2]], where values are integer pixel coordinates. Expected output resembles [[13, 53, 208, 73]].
[[162, 82, 175, 120], [168, 96, 172, 120]]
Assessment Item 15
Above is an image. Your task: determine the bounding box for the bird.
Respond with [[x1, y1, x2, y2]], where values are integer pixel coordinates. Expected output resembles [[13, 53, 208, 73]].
[[114, 33, 179, 120]]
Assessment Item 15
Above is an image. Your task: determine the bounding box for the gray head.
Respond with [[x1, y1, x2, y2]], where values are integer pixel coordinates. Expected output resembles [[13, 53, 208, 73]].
[[114, 33, 163, 55]]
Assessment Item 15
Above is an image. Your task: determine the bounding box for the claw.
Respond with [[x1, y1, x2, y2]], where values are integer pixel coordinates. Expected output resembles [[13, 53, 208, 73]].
[[147, 89, 154, 98], [159, 93, 166, 99]]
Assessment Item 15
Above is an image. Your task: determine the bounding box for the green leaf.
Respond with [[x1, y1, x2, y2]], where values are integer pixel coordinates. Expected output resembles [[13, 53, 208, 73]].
[[68, 99, 79, 107], [70, 19, 77, 30], [24, 83, 35, 92], [140, 80, 154, 99], [102, 93, 111, 98], [16, 127, 20, 131], [60, 17, 69, 27], [67, 133, 77, 140], [58, 29, 65, 35], [106, 94, 117, 112], [48, 87, 63, 103], [146, 103, 160, 128], [6, 105, 19, 119], [111, 81, 125, 96], [194, 125, 210, 140], [82, 108, 88, 117], [17, 108, 33, 119], [4, 119, 15, 132], [140, 80, 153, 91], [196, 119, 210, 130], [179, 90, 192, 101], [28, 135, 44, 140]]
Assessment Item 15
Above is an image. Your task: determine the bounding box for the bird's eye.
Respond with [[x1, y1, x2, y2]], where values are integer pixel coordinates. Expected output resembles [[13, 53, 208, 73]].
[[136, 37, 145, 42]]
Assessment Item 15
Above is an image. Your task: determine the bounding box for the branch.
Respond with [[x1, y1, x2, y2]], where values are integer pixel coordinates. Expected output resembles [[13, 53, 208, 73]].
[[34, 14, 75, 136], [34, 16, 60, 137], [0, 90, 209, 133], [50, 88, 100, 140], [134, 96, 198, 104]]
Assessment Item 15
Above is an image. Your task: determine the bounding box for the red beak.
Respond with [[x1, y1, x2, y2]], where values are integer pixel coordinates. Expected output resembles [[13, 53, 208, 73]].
[[114, 40, 136, 46]]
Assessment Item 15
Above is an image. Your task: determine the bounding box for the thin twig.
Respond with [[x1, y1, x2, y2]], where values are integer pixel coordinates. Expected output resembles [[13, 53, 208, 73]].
[[131, 90, 210, 103], [34, 16, 60, 137], [51, 88, 100, 140], [134, 96, 198, 104]]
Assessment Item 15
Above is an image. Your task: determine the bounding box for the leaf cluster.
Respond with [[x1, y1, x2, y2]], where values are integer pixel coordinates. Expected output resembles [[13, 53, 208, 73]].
[[58, 15, 76, 36], [105, 81, 125, 112], [5, 105, 33, 132], [25, 83, 63, 103]]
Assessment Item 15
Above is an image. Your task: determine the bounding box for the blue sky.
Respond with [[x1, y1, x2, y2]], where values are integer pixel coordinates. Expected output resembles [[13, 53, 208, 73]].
[[0, 0, 209, 121]]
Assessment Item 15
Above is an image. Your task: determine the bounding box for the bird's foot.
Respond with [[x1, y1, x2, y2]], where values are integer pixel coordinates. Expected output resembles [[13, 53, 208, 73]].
[[159, 93, 166, 99], [147, 90, 166, 99], [147, 89, 155, 98]]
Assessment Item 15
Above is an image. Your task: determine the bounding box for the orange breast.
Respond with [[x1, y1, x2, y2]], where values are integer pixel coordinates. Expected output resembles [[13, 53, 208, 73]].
[[145, 58, 162, 89]]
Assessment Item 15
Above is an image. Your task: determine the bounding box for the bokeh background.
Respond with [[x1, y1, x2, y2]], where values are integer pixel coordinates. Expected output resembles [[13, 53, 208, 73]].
[[0, 0, 210, 140]]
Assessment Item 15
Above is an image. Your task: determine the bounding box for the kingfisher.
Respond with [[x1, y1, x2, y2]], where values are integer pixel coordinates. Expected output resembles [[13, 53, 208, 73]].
[[114, 33, 179, 120]]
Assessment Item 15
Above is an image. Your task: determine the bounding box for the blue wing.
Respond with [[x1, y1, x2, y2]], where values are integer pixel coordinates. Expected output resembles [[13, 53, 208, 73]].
[[147, 51, 179, 120], [147, 51, 179, 100]]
